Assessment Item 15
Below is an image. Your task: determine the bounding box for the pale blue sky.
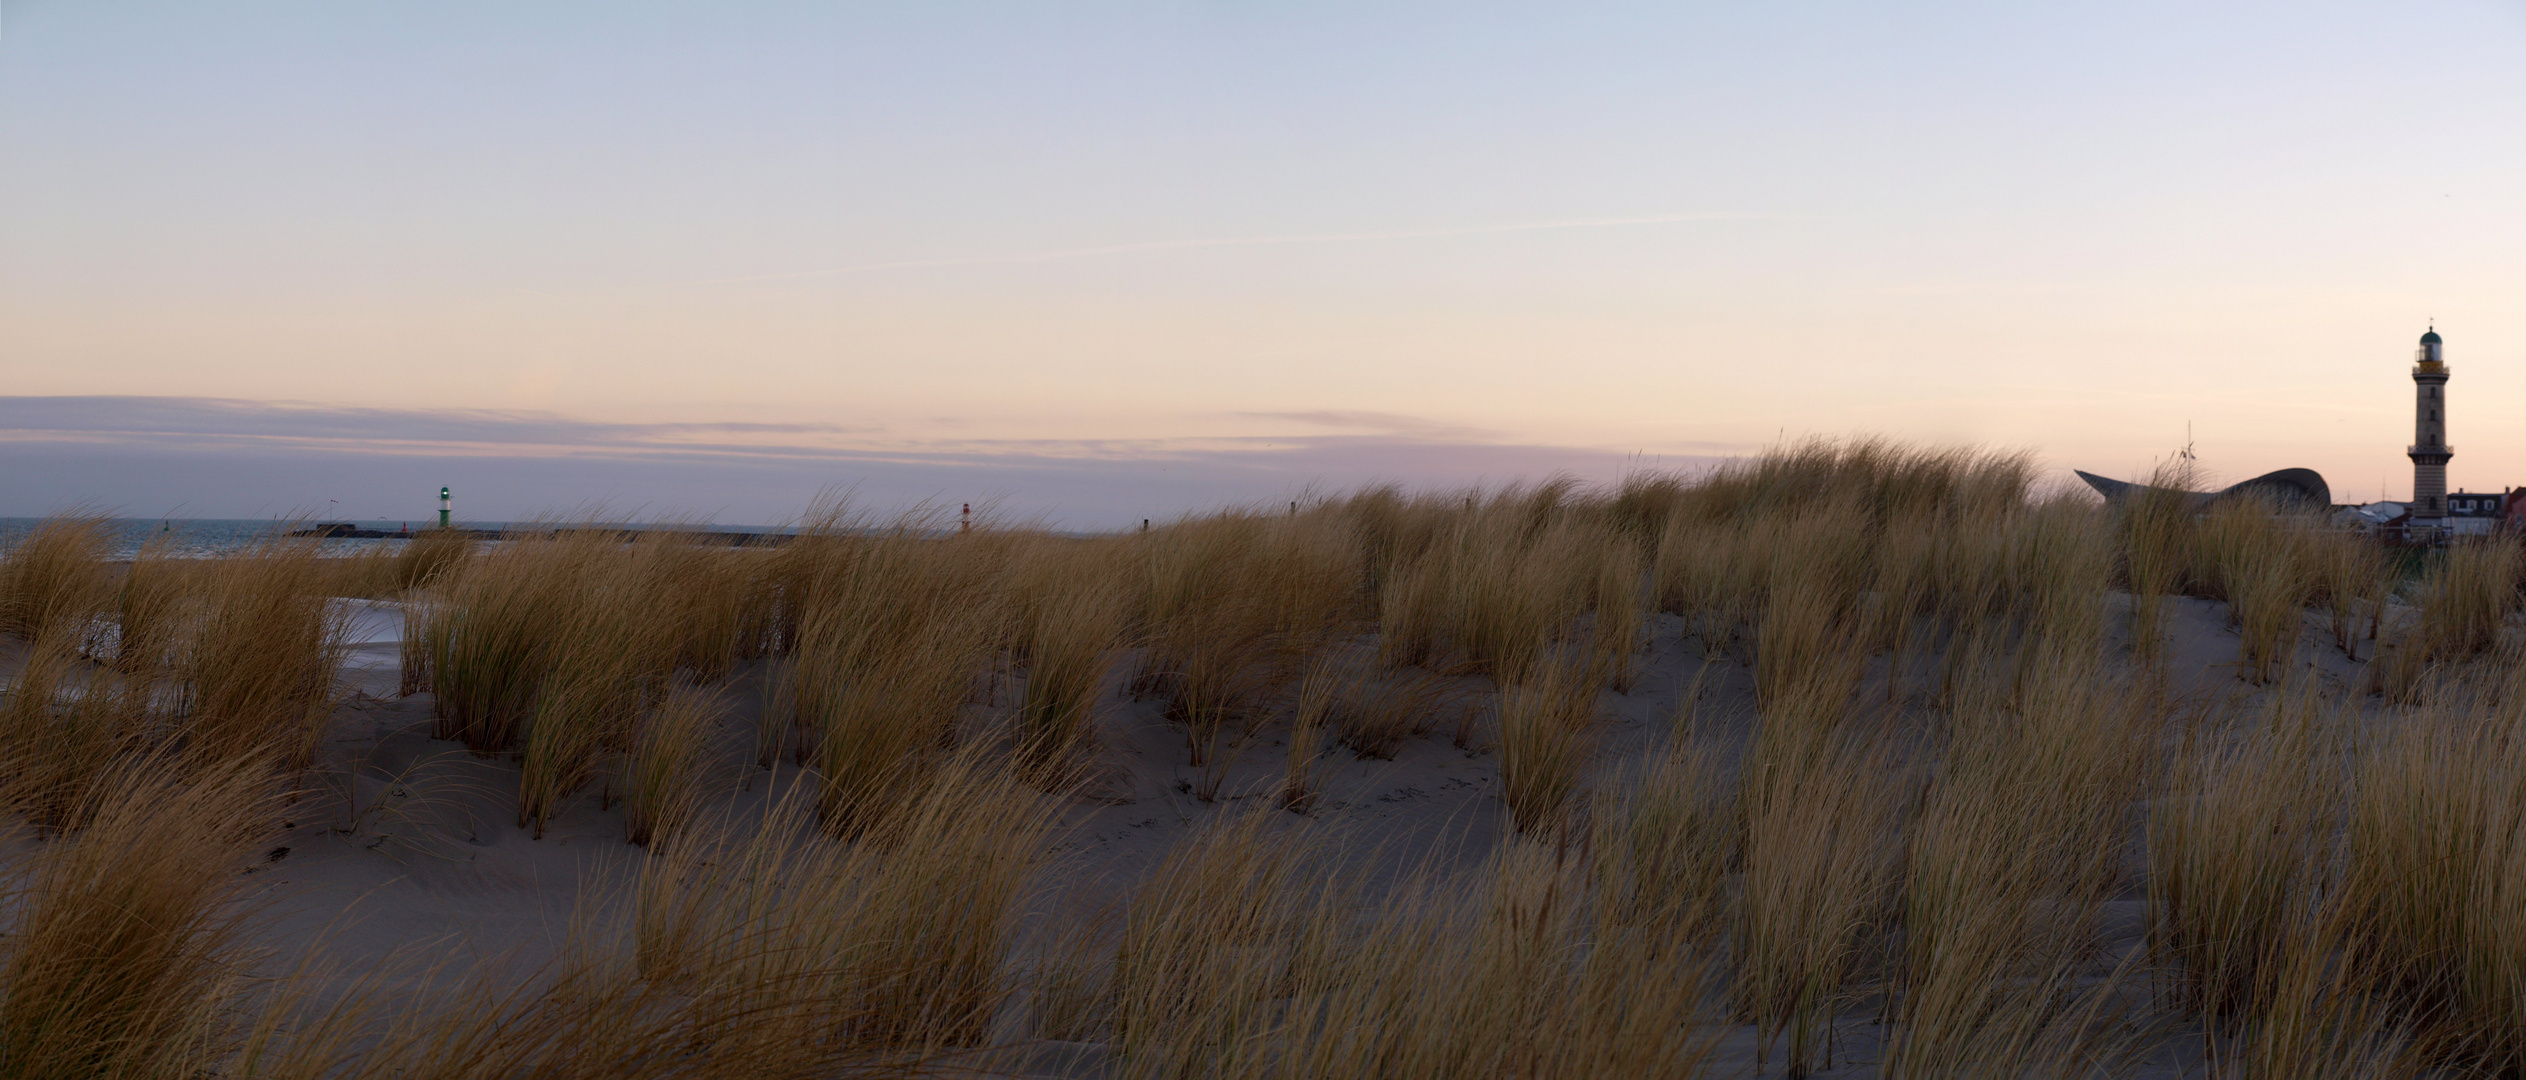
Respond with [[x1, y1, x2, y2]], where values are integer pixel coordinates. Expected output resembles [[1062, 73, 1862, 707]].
[[3, 2, 2522, 523]]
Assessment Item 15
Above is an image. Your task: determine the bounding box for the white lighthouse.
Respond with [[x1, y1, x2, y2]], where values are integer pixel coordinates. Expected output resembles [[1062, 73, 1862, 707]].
[[2409, 326, 2452, 532]]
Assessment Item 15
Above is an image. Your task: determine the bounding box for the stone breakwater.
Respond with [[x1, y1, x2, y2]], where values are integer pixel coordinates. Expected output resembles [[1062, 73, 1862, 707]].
[[287, 524, 796, 547]]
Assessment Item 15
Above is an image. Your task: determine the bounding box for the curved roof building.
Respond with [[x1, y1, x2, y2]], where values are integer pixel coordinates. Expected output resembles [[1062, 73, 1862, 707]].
[[2074, 467, 2332, 511]]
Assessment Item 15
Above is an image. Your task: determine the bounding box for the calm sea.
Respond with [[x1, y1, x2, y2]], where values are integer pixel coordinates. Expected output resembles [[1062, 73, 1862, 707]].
[[0, 519, 793, 560]]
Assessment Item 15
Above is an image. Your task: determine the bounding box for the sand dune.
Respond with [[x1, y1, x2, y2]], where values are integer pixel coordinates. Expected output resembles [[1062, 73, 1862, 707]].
[[0, 452, 2503, 1077]]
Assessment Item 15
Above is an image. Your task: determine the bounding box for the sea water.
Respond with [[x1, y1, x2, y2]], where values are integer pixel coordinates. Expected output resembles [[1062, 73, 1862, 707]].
[[0, 518, 797, 560], [0, 518, 452, 559]]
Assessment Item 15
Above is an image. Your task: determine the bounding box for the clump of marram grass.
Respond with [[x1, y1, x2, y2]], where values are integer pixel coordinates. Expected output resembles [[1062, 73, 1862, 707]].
[[0, 643, 147, 830], [1753, 524, 1870, 709], [1171, 834, 1724, 1078], [263, 763, 1054, 1078], [1605, 468, 1694, 545], [1107, 808, 1316, 1072], [516, 607, 646, 837], [1865, 507, 1940, 687], [2335, 700, 2526, 1069], [114, 537, 194, 677], [2117, 455, 2200, 665], [1887, 653, 2156, 1076], [0, 512, 114, 648], [398, 593, 435, 697], [795, 603, 992, 834], [1138, 509, 1363, 766], [1654, 513, 1763, 654], [2149, 688, 2339, 1023], [1495, 660, 1599, 833], [618, 686, 720, 847], [419, 524, 770, 832], [1012, 574, 1132, 781], [1142, 592, 1283, 767], [776, 517, 1001, 835], [174, 537, 350, 772], [2309, 525, 2389, 660], [4, 519, 367, 789], [1735, 698, 1912, 1078], [1281, 656, 1340, 812], [2379, 537, 2522, 701], [1584, 531, 1648, 691], [630, 529, 769, 683], [2229, 896, 2435, 1078], [1653, 438, 2041, 655], [388, 527, 473, 593], [2002, 492, 2115, 655], [1591, 738, 1736, 948], [0, 755, 276, 1080], [423, 527, 607, 752], [2197, 496, 2316, 684], [1317, 658, 1458, 760], [634, 752, 1057, 1056], [1375, 481, 1605, 683]]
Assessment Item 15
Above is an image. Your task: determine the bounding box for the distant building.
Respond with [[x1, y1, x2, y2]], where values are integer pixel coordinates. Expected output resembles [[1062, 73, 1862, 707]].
[[2074, 467, 2331, 511], [2336, 500, 2408, 530], [2081, 326, 2503, 544], [2447, 489, 2504, 537], [2364, 489, 2525, 543]]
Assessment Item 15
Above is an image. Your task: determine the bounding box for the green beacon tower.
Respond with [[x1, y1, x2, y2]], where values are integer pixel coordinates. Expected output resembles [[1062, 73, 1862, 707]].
[[438, 487, 451, 530]]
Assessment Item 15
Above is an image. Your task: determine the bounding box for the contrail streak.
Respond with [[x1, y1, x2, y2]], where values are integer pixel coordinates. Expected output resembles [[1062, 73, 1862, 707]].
[[684, 211, 1760, 286]]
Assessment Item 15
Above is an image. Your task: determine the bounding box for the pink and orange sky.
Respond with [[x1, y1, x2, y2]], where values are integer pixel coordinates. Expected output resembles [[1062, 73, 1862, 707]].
[[4, 2, 2523, 527]]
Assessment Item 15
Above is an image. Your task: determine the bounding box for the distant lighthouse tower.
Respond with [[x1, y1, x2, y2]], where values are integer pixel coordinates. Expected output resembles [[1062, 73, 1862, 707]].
[[2409, 326, 2452, 531]]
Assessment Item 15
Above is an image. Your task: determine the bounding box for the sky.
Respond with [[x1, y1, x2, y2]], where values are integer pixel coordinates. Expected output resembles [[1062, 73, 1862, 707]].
[[3, 1, 2522, 526]]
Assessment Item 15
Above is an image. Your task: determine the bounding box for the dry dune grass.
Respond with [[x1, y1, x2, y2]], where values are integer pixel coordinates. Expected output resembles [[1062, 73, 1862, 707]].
[[2197, 499, 2318, 684], [116, 538, 194, 676], [1591, 739, 1735, 950], [618, 685, 720, 847], [2149, 694, 2336, 1023], [1735, 725, 1910, 1077], [1376, 488, 1605, 686], [632, 754, 1057, 1056], [2117, 458, 2199, 667], [779, 523, 999, 836], [2335, 698, 2526, 1067], [2312, 526, 2390, 659], [1009, 558, 1135, 781], [0, 756, 279, 1080], [0, 525, 354, 801], [1888, 655, 2156, 1077], [198, 752, 1063, 1080], [24, 437, 2526, 1075], [0, 513, 115, 649], [0, 642, 146, 829], [179, 540, 355, 772], [1312, 657, 1460, 761], [417, 525, 772, 836], [1494, 660, 1599, 833], [1068, 808, 1729, 1078], [386, 527, 473, 593], [2128, 667, 2526, 1075], [1106, 809, 1317, 1070], [1275, 838, 1725, 1078], [1137, 509, 1362, 767], [2378, 537, 2523, 700]]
